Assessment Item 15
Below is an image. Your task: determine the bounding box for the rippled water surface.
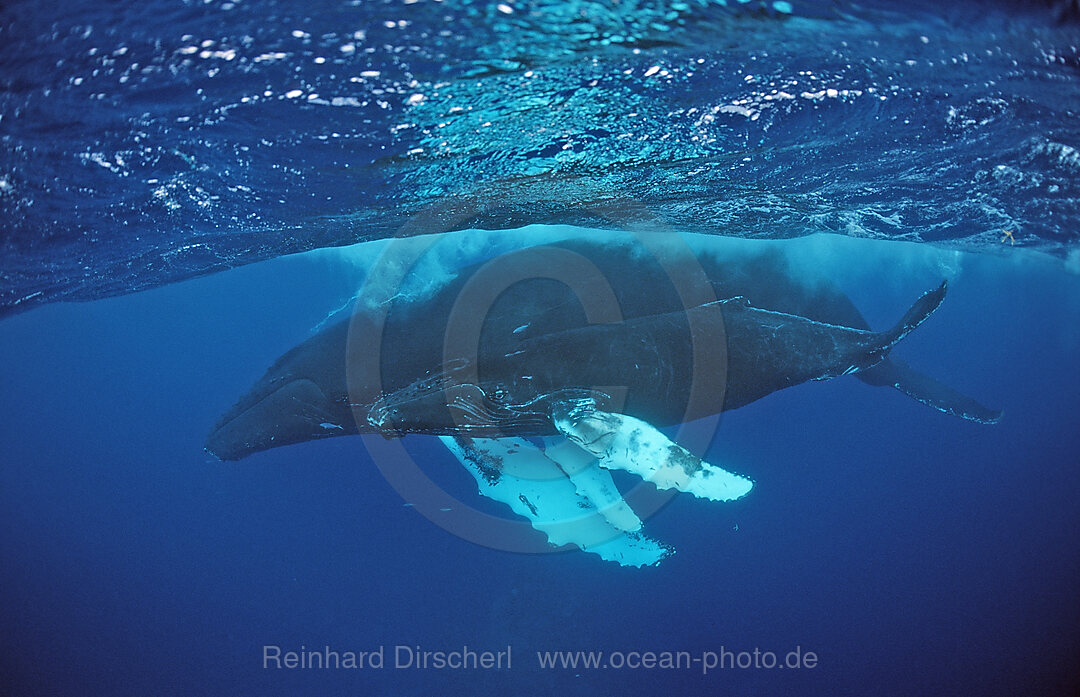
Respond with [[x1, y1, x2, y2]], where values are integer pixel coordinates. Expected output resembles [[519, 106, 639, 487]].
[[2, 0, 1079, 312], [1, 3, 1079, 696]]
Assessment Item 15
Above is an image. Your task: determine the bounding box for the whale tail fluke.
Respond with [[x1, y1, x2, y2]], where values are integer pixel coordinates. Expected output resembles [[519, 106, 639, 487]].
[[859, 357, 1003, 424], [860, 281, 949, 370], [881, 281, 948, 352], [857, 280, 1002, 423]]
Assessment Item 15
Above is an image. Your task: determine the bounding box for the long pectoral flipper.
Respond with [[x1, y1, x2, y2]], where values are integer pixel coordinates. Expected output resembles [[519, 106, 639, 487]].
[[543, 439, 644, 533], [551, 403, 754, 503], [439, 436, 672, 567]]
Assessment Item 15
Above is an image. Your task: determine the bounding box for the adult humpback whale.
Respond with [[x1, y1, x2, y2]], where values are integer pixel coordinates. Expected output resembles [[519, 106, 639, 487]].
[[206, 236, 999, 565]]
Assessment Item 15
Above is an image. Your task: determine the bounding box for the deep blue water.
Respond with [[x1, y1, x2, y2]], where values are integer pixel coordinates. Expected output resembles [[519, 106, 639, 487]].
[[2, 230, 1078, 696], [2, 1, 1080, 696]]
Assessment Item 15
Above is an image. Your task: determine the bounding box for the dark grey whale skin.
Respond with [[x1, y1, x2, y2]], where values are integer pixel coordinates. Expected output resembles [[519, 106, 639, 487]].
[[206, 240, 1000, 461]]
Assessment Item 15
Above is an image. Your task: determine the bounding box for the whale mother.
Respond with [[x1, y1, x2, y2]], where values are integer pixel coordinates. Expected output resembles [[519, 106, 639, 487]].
[[207, 236, 997, 457], [205, 235, 998, 565]]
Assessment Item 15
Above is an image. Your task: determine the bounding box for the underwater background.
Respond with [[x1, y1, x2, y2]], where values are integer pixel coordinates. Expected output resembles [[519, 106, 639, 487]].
[[2, 0, 1079, 695]]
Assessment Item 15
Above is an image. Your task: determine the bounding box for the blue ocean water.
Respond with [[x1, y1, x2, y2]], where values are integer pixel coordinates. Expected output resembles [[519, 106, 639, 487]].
[[2, 1, 1080, 696]]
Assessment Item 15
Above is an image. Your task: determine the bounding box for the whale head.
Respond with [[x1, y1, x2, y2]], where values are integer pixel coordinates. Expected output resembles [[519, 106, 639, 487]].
[[205, 320, 358, 460]]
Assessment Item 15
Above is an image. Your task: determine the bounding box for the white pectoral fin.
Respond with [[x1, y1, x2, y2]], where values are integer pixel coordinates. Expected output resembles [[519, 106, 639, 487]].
[[552, 405, 754, 503], [543, 439, 644, 533], [436, 402, 752, 567], [439, 436, 671, 567]]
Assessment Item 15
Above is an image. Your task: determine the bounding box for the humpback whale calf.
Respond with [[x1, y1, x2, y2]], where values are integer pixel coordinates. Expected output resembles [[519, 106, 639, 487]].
[[207, 235, 999, 565]]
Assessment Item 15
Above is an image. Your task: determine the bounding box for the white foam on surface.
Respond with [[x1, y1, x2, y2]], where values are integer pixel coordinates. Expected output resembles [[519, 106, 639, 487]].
[[299, 224, 1073, 336]]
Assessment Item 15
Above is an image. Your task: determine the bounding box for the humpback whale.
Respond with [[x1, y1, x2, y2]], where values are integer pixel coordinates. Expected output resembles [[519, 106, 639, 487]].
[[206, 236, 999, 565], [365, 281, 947, 436]]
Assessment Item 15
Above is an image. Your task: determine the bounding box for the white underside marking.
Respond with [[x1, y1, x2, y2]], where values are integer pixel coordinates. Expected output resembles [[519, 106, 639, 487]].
[[440, 436, 670, 567], [553, 407, 754, 503]]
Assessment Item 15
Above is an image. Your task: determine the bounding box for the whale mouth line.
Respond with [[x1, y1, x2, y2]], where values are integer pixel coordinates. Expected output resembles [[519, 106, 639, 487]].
[[212, 376, 328, 430], [368, 379, 550, 436], [206, 377, 338, 460], [368, 366, 607, 437]]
